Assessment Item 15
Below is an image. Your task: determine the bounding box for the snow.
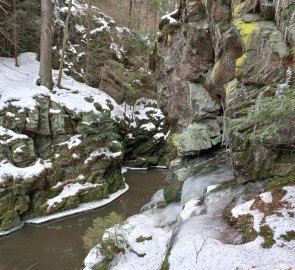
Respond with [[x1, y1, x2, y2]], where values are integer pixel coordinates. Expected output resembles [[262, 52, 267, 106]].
[[49, 108, 61, 114], [84, 214, 172, 270], [231, 199, 264, 232], [206, 184, 220, 193], [0, 126, 29, 145], [75, 24, 85, 33], [179, 198, 202, 221], [13, 146, 24, 154], [5, 112, 15, 118], [124, 167, 148, 171], [47, 182, 101, 207], [260, 191, 273, 204], [83, 162, 295, 270], [84, 148, 121, 164], [161, 10, 178, 25], [27, 184, 129, 225], [59, 135, 82, 149], [140, 123, 156, 131], [110, 43, 124, 60], [72, 153, 80, 159], [0, 53, 125, 120], [153, 132, 165, 140], [0, 159, 46, 184]]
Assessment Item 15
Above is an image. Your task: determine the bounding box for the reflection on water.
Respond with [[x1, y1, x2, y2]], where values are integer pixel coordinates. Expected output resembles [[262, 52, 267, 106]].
[[0, 169, 167, 270]]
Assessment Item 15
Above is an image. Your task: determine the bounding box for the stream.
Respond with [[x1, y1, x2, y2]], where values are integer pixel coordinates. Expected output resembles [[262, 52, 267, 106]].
[[0, 169, 167, 270]]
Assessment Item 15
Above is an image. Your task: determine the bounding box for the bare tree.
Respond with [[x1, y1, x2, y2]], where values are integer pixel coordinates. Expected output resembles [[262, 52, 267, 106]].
[[57, 0, 72, 88], [85, 0, 92, 84], [13, 0, 19, 67], [128, 0, 133, 28], [39, 0, 53, 90]]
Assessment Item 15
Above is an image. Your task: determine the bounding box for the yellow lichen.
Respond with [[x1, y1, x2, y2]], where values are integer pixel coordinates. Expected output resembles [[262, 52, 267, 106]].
[[236, 53, 247, 75], [225, 79, 238, 99], [211, 60, 221, 82], [172, 133, 178, 146], [234, 19, 259, 49], [233, 4, 242, 18]]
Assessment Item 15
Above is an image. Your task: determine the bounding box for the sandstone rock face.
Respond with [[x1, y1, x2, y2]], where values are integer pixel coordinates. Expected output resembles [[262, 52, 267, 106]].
[[0, 87, 168, 231], [155, 0, 295, 186], [0, 93, 125, 230]]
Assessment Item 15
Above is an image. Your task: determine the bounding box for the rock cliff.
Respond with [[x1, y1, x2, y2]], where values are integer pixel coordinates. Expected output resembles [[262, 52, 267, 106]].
[[155, 0, 295, 185]]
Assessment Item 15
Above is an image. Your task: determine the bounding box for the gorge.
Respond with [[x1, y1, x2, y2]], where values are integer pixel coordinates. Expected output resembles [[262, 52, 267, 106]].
[[0, 0, 294, 269]]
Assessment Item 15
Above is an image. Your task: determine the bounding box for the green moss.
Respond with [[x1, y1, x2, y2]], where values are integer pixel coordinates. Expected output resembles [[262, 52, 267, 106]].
[[211, 179, 238, 193], [79, 184, 108, 203], [161, 258, 170, 270], [93, 259, 110, 270], [234, 214, 258, 243], [136, 235, 153, 243], [259, 225, 276, 248], [198, 196, 205, 206], [266, 175, 295, 190], [282, 3, 295, 19], [281, 230, 295, 242]]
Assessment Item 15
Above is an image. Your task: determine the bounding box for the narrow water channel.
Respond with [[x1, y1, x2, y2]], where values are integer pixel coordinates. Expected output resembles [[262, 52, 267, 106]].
[[0, 169, 167, 270]]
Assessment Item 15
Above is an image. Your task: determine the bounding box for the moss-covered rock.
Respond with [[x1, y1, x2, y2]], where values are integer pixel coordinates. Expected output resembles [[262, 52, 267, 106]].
[[163, 167, 188, 203], [174, 121, 221, 156]]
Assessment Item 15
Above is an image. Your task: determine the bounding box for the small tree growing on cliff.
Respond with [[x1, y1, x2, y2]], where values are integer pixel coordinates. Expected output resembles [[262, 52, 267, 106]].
[[83, 212, 128, 268]]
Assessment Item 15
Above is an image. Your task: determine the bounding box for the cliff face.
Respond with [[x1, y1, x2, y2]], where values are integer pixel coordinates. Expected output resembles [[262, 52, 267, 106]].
[[155, 0, 295, 183], [0, 2, 169, 232]]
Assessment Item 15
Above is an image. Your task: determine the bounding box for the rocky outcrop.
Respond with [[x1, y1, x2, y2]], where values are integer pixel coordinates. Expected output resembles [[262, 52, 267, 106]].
[[155, 0, 295, 185], [123, 98, 169, 168], [53, 0, 156, 104], [0, 74, 124, 230], [0, 52, 167, 232]]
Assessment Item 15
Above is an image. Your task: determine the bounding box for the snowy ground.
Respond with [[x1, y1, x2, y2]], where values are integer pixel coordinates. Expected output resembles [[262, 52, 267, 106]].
[[0, 53, 124, 119], [84, 168, 295, 270]]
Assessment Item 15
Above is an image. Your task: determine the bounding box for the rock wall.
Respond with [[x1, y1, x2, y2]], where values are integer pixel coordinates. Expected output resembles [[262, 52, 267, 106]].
[[155, 0, 295, 186], [0, 55, 167, 232]]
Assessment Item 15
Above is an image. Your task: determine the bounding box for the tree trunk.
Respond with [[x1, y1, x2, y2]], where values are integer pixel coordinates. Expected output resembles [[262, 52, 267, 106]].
[[128, 0, 133, 28], [144, 0, 149, 34], [39, 0, 53, 90], [57, 0, 72, 88], [153, 3, 158, 36], [13, 0, 19, 67], [85, 0, 92, 85]]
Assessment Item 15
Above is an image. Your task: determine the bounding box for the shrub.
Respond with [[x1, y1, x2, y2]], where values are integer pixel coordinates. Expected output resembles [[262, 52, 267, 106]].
[[226, 90, 295, 148], [83, 211, 125, 251]]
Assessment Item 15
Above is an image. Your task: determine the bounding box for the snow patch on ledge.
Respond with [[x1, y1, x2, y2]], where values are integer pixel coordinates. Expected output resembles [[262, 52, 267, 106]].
[[124, 167, 148, 171], [26, 184, 129, 224], [0, 184, 129, 236], [0, 159, 47, 184]]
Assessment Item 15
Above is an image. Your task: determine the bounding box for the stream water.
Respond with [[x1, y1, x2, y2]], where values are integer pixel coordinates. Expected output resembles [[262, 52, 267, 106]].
[[0, 169, 167, 270]]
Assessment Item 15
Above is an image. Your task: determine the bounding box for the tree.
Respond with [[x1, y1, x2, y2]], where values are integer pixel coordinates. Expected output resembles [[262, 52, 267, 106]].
[[13, 0, 19, 67], [57, 0, 72, 88], [85, 0, 92, 84], [128, 0, 133, 28], [39, 0, 53, 90]]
